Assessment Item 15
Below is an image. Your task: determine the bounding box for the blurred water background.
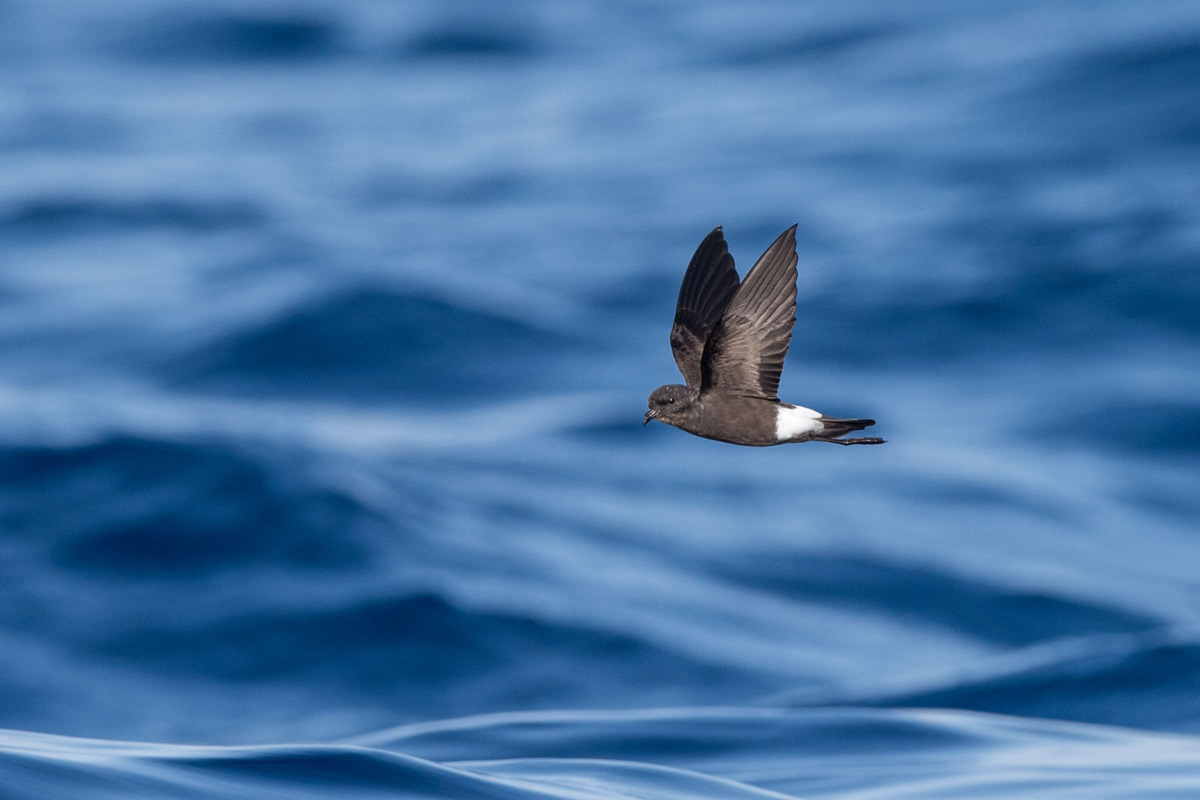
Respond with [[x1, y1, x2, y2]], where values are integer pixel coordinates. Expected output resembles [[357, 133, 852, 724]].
[[1, 1, 1199, 798]]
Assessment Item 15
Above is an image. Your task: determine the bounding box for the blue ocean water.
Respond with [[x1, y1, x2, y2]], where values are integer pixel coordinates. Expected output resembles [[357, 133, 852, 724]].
[[1, 1, 1199, 797]]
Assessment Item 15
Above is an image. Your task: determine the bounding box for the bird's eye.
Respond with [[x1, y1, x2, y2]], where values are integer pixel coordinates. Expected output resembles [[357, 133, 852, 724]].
[[667, 398, 674, 404]]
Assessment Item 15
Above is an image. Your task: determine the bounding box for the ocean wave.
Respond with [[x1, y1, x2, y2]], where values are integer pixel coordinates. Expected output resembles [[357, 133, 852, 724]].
[[174, 287, 584, 403], [90, 590, 770, 715], [399, 24, 544, 64], [110, 10, 348, 64], [795, 255, 1200, 368], [719, 552, 1159, 648], [4, 707, 1200, 800], [835, 629, 1200, 733], [0, 434, 372, 575], [0, 195, 265, 236]]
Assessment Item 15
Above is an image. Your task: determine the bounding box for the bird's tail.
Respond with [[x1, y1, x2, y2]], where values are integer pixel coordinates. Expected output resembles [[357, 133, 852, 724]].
[[816, 416, 885, 446]]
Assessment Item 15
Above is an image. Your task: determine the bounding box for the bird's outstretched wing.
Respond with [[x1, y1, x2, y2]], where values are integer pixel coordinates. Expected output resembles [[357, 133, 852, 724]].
[[669, 227, 741, 388], [700, 225, 798, 400]]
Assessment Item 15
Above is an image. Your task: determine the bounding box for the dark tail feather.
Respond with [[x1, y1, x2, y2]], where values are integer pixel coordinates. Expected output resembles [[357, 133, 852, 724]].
[[816, 417, 886, 445]]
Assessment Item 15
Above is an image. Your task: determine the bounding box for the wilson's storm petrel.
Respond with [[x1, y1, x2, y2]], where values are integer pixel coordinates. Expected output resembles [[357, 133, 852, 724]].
[[644, 225, 885, 447]]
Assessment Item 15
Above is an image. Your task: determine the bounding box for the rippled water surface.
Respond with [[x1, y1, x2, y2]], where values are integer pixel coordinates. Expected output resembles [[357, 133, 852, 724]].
[[2, 1, 1199, 798]]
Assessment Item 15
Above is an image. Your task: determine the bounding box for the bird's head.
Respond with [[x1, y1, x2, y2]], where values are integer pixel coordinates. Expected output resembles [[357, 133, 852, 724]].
[[644, 384, 698, 427]]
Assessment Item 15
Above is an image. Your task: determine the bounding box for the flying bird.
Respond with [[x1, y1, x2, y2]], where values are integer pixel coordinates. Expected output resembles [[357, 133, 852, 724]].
[[644, 225, 885, 447]]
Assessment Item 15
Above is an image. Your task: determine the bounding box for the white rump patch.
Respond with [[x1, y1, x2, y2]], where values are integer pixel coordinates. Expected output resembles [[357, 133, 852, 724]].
[[775, 404, 823, 442]]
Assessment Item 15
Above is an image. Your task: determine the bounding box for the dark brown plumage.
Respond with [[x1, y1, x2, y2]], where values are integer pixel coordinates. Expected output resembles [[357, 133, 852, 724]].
[[645, 226, 885, 447], [669, 227, 740, 389]]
